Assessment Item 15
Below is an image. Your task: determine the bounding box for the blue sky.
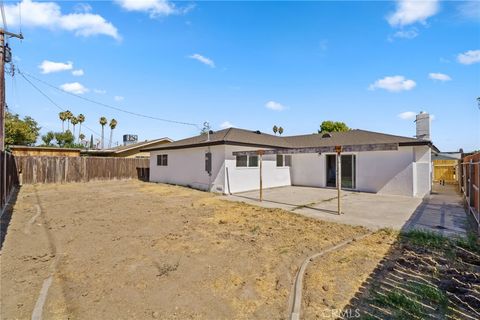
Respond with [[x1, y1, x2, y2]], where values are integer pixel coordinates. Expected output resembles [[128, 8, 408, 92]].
[[4, 0, 480, 151]]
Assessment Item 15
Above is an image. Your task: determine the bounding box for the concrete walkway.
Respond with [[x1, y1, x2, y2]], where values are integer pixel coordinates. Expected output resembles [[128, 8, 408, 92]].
[[403, 184, 468, 237], [222, 184, 468, 237]]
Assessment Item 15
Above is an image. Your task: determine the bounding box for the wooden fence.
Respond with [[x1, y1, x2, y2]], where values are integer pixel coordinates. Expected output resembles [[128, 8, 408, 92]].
[[460, 153, 480, 233], [1, 151, 18, 213], [15, 156, 149, 184]]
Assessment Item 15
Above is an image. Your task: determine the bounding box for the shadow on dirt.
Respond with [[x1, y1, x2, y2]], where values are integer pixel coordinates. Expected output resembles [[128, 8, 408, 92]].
[[0, 187, 19, 251]]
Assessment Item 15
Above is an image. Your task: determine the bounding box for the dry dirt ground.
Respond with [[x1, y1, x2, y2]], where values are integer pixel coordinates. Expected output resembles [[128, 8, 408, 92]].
[[1, 180, 397, 319]]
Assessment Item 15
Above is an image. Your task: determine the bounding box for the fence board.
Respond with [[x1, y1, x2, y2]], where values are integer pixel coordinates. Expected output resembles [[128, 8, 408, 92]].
[[1, 151, 19, 212], [15, 156, 149, 184]]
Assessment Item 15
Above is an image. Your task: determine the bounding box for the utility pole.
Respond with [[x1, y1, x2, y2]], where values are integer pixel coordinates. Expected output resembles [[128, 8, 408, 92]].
[[0, 28, 23, 151]]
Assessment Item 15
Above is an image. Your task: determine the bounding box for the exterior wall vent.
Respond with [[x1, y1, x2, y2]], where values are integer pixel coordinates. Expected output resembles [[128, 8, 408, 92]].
[[255, 130, 261, 134]]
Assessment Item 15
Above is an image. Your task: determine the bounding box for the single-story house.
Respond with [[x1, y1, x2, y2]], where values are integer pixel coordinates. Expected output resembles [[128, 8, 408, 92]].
[[82, 137, 172, 158], [144, 115, 438, 198]]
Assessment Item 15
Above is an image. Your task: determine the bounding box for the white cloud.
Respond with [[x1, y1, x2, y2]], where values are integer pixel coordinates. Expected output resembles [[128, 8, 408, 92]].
[[387, 0, 439, 27], [115, 0, 192, 18], [5, 0, 120, 40], [457, 1, 480, 20], [93, 89, 106, 94], [38, 60, 73, 74], [189, 54, 215, 68], [398, 111, 417, 120], [74, 3, 92, 13], [369, 76, 416, 92], [391, 28, 419, 40], [60, 82, 89, 94], [457, 50, 480, 65], [220, 121, 235, 129], [265, 100, 286, 111], [429, 72, 451, 81], [114, 95, 125, 102], [72, 69, 84, 76]]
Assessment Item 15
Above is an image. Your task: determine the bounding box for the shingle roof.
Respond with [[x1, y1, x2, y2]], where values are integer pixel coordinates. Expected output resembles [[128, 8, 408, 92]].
[[143, 128, 432, 152]]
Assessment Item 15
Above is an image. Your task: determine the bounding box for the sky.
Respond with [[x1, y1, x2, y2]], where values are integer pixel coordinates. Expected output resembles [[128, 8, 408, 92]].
[[4, 0, 480, 151]]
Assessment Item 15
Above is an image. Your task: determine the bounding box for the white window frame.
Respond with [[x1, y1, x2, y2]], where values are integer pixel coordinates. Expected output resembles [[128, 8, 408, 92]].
[[276, 154, 292, 167]]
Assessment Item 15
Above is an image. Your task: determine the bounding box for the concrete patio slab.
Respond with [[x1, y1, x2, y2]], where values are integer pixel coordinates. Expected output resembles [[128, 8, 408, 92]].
[[403, 185, 468, 237], [222, 184, 468, 236]]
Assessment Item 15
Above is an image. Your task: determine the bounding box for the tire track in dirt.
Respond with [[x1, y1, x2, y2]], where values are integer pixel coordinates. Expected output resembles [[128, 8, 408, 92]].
[[23, 204, 41, 235], [30, 186, 69, 320]]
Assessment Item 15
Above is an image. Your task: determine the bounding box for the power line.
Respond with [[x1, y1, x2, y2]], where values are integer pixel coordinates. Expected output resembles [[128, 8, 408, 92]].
[[19, 69, 201, 129], [19, 71, 102, 137]]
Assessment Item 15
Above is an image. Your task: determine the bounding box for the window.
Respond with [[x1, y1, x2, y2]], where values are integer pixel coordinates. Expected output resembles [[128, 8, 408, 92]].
[[236, 155, 258, 167], [276, 154, 292, 167], [157, 154, 168, 166], [276, 155, 283, 167], [284, 155, 292, 167], [236, 155, 247, 167], [248, 155, 258, 167]]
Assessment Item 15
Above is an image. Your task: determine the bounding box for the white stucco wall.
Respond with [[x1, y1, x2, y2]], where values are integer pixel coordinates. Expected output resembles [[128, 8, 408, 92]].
[[413, 145, 432, 197], [224, 145, 291, 194], [290, 153, 325, 187], [149, 145, 226, 192], [290, 147, 424, 197], [356, 147, 415, 196]]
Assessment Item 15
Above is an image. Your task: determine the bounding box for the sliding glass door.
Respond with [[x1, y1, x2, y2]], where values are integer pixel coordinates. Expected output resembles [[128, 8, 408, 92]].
[[325, 154, 356, 189]]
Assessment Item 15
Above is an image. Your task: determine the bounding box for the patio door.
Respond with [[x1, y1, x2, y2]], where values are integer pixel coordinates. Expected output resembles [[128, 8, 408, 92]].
[[325, 154, 356, 189]]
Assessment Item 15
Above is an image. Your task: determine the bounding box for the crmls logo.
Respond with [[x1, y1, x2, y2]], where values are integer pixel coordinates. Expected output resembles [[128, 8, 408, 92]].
[[318, 308, 361, 318]]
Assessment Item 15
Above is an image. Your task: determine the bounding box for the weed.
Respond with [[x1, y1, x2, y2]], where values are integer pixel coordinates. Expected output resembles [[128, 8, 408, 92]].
[[455, 231, 480, 254], [407, 282, 448, 309], [375, 290, 424, 318], [250, 225, 260, 233], [402, 229, 448, 249]]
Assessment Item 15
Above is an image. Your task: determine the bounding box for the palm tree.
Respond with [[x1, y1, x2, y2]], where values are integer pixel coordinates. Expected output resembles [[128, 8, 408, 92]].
[[59, 112, 67, 132], [71, 116, 79, 139], [79, 133, 85, 141], [273, 125, 278, 135], [99, 116, 108, 149], [77, 114, 85, 140], [65, 110, 73, 130], [108, 118, 117, 148], [278, 126, 284, 135]]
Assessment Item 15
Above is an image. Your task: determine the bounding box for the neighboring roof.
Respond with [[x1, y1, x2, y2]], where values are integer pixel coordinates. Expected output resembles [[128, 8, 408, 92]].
[[10, 145, 82, 152], [144, 128, 438, 152], [432, 152, 462, 160], [83, 137, 172, 155]]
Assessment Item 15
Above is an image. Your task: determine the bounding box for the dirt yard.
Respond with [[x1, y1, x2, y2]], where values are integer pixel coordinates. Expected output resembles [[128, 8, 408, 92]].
[[2, 180, 392, 319]]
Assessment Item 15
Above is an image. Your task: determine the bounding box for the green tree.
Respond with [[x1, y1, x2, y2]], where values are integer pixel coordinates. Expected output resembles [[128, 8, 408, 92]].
[[318, 121, 350, 133], [272, 125, 278, 135], [79, 133, 86, 141], [41, 131, 56, 146], [278, 126, 284, 135], [77, 114, 85, 140], [108, 118, 117, 148], [99, 116, 108, 149], [5, 112, 41, 146], [59, 111, 67, 132], [71, 116, 79, 139], [54, 130, 75, 147], [64, 110, 73, 130]]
